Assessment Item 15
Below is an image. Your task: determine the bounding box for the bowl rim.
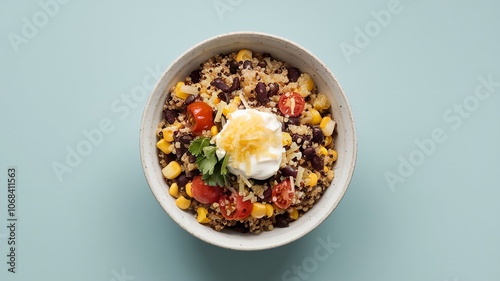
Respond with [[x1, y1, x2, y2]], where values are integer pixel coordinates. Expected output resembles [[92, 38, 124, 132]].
[[140, 31, 357, 251]]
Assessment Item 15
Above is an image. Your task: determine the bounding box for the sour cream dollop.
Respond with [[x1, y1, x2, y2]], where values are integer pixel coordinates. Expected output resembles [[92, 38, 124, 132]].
[[215, 109, 284, 180]]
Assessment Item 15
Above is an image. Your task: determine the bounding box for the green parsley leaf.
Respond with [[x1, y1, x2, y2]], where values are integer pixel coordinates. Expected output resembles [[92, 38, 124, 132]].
[[188, 136, 229, 186], [188, 137, 211, 156], [202, 146, 216, 159], [221, 154, 229, 175], [196, 154, 217, 175]]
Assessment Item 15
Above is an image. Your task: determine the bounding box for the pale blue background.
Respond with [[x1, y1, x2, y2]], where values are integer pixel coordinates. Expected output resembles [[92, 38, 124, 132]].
[[1, 0, 499, 281]]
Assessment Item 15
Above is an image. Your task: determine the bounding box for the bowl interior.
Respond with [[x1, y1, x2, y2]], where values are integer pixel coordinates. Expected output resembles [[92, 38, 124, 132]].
[[140, 32, 356, 250]]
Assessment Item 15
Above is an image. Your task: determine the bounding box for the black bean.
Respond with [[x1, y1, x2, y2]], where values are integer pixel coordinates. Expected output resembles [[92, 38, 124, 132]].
[[275, 214, 290, 228], [183, 94, 196, 106], [263, 186, 272, 203], [178, 134, 193, 144], [303, 147, 316, 159], [281, 166, 297, 177], [185, 169, 199, 179], [164, 109, 178, 124], [268, 82, 279, 96], [217, 92, 229, 102], [312, 127, 325, 143], [293, 134, 310, 145], [292, 133, 304, 144], [228, 77, 240, 93], [287, 67, 301, 82], [311, 155, 324, 171], [232, 222, 249, 233], [243, 60, 253, 70], [229, 60, 239, 74], [210, 78, 230, 93], [258, 60, 267, 68], [255, 82, 269, 104], [188, 154, 197, 163], [175, 145, 187, 159], [177, 174, 189, 187], [163, 152, 176, 163], [287, 117, 300, 126], [189, 69, 201, 83]]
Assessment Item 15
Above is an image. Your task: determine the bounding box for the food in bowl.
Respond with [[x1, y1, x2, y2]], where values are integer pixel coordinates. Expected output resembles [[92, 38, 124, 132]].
[[155, 49, 338, 233]]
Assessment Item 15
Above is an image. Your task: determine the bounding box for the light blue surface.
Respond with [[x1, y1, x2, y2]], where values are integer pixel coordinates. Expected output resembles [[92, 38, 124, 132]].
[[1, 0, 499, 280]]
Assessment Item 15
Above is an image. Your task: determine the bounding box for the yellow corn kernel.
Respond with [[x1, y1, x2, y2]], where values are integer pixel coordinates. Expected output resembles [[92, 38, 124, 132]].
[[304, 75, 314, 91], [156, 139, 174, 154], [172, 121, 182, 129], [289, 208, 299, 220], [169, 183, 179, 198], [222, 103, 238, 117], [298, 73, 313, 91], [185, 182, 193, 197], [232, 96, 241, 105], [323, 136, 332, 146], [282, 132, 292, 146], [236, 49, 252, 62], [265, 204, 274, 217], [318, 146, 328, 156], [319, 116, 335, 137], [330, 149, 338, 161], [214, 97, 221, 104], [313, 93, 331, 111], [161, 127, 175, 142], [251, 202, 267, 219], [308, 173, 318, 187], [175, 196, 191, 209], [310, 109, 322, 125], [196, 207, 210, 223], [210, 125, 218, 136], [324, 166, 329, 173], [174, 81, 199, 99], [162, 161, 182, 179], [174, 82, 190, 99]]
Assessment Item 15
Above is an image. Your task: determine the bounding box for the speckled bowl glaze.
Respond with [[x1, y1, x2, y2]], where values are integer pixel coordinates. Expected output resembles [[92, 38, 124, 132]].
[[140, 32, 357, 251]]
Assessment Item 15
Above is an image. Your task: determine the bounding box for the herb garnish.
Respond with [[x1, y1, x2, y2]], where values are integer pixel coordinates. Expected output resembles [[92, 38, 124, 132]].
[[188, 137, 229, 186]]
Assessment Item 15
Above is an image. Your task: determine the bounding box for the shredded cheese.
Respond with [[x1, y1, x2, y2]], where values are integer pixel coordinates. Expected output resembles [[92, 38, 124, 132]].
[[214, 101, 227, 123], [240, 174, 253, 188], [239, 92, 250, 109], [238, 177, 245, 196], [289, 176, 295, 193], [296, 166, 305, 187], [216, 110, 281, 171]]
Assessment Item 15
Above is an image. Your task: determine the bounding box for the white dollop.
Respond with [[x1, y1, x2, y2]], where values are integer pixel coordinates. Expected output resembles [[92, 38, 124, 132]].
[[216, 109, 284, 180]]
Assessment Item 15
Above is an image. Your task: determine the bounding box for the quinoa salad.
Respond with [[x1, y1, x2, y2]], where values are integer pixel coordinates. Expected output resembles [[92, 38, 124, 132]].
[[156, 49, 337, 233]]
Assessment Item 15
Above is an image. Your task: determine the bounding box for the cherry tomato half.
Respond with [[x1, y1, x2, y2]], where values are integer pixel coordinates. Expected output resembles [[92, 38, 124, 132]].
[[191, 176, 223, 204], [278, 92, 305, 117], [272, 179, 294, 209], [218, 193, 252, 220], [186, 101, 214, 134]]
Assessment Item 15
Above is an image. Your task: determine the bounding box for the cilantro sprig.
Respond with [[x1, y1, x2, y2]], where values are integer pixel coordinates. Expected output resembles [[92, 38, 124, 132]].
[[188, 137, 229, 186]]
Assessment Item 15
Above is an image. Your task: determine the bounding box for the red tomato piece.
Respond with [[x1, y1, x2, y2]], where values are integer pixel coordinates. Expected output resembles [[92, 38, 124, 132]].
[[218, 193, 252, 220], [272, 179, 294, 209], [186, 101, 214, 134], [278, 92, 305, 117], [191, 176, 223, 204]]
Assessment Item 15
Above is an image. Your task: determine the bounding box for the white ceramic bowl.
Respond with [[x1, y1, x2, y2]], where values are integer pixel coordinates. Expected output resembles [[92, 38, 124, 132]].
[[140, 31, 357, 251]]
